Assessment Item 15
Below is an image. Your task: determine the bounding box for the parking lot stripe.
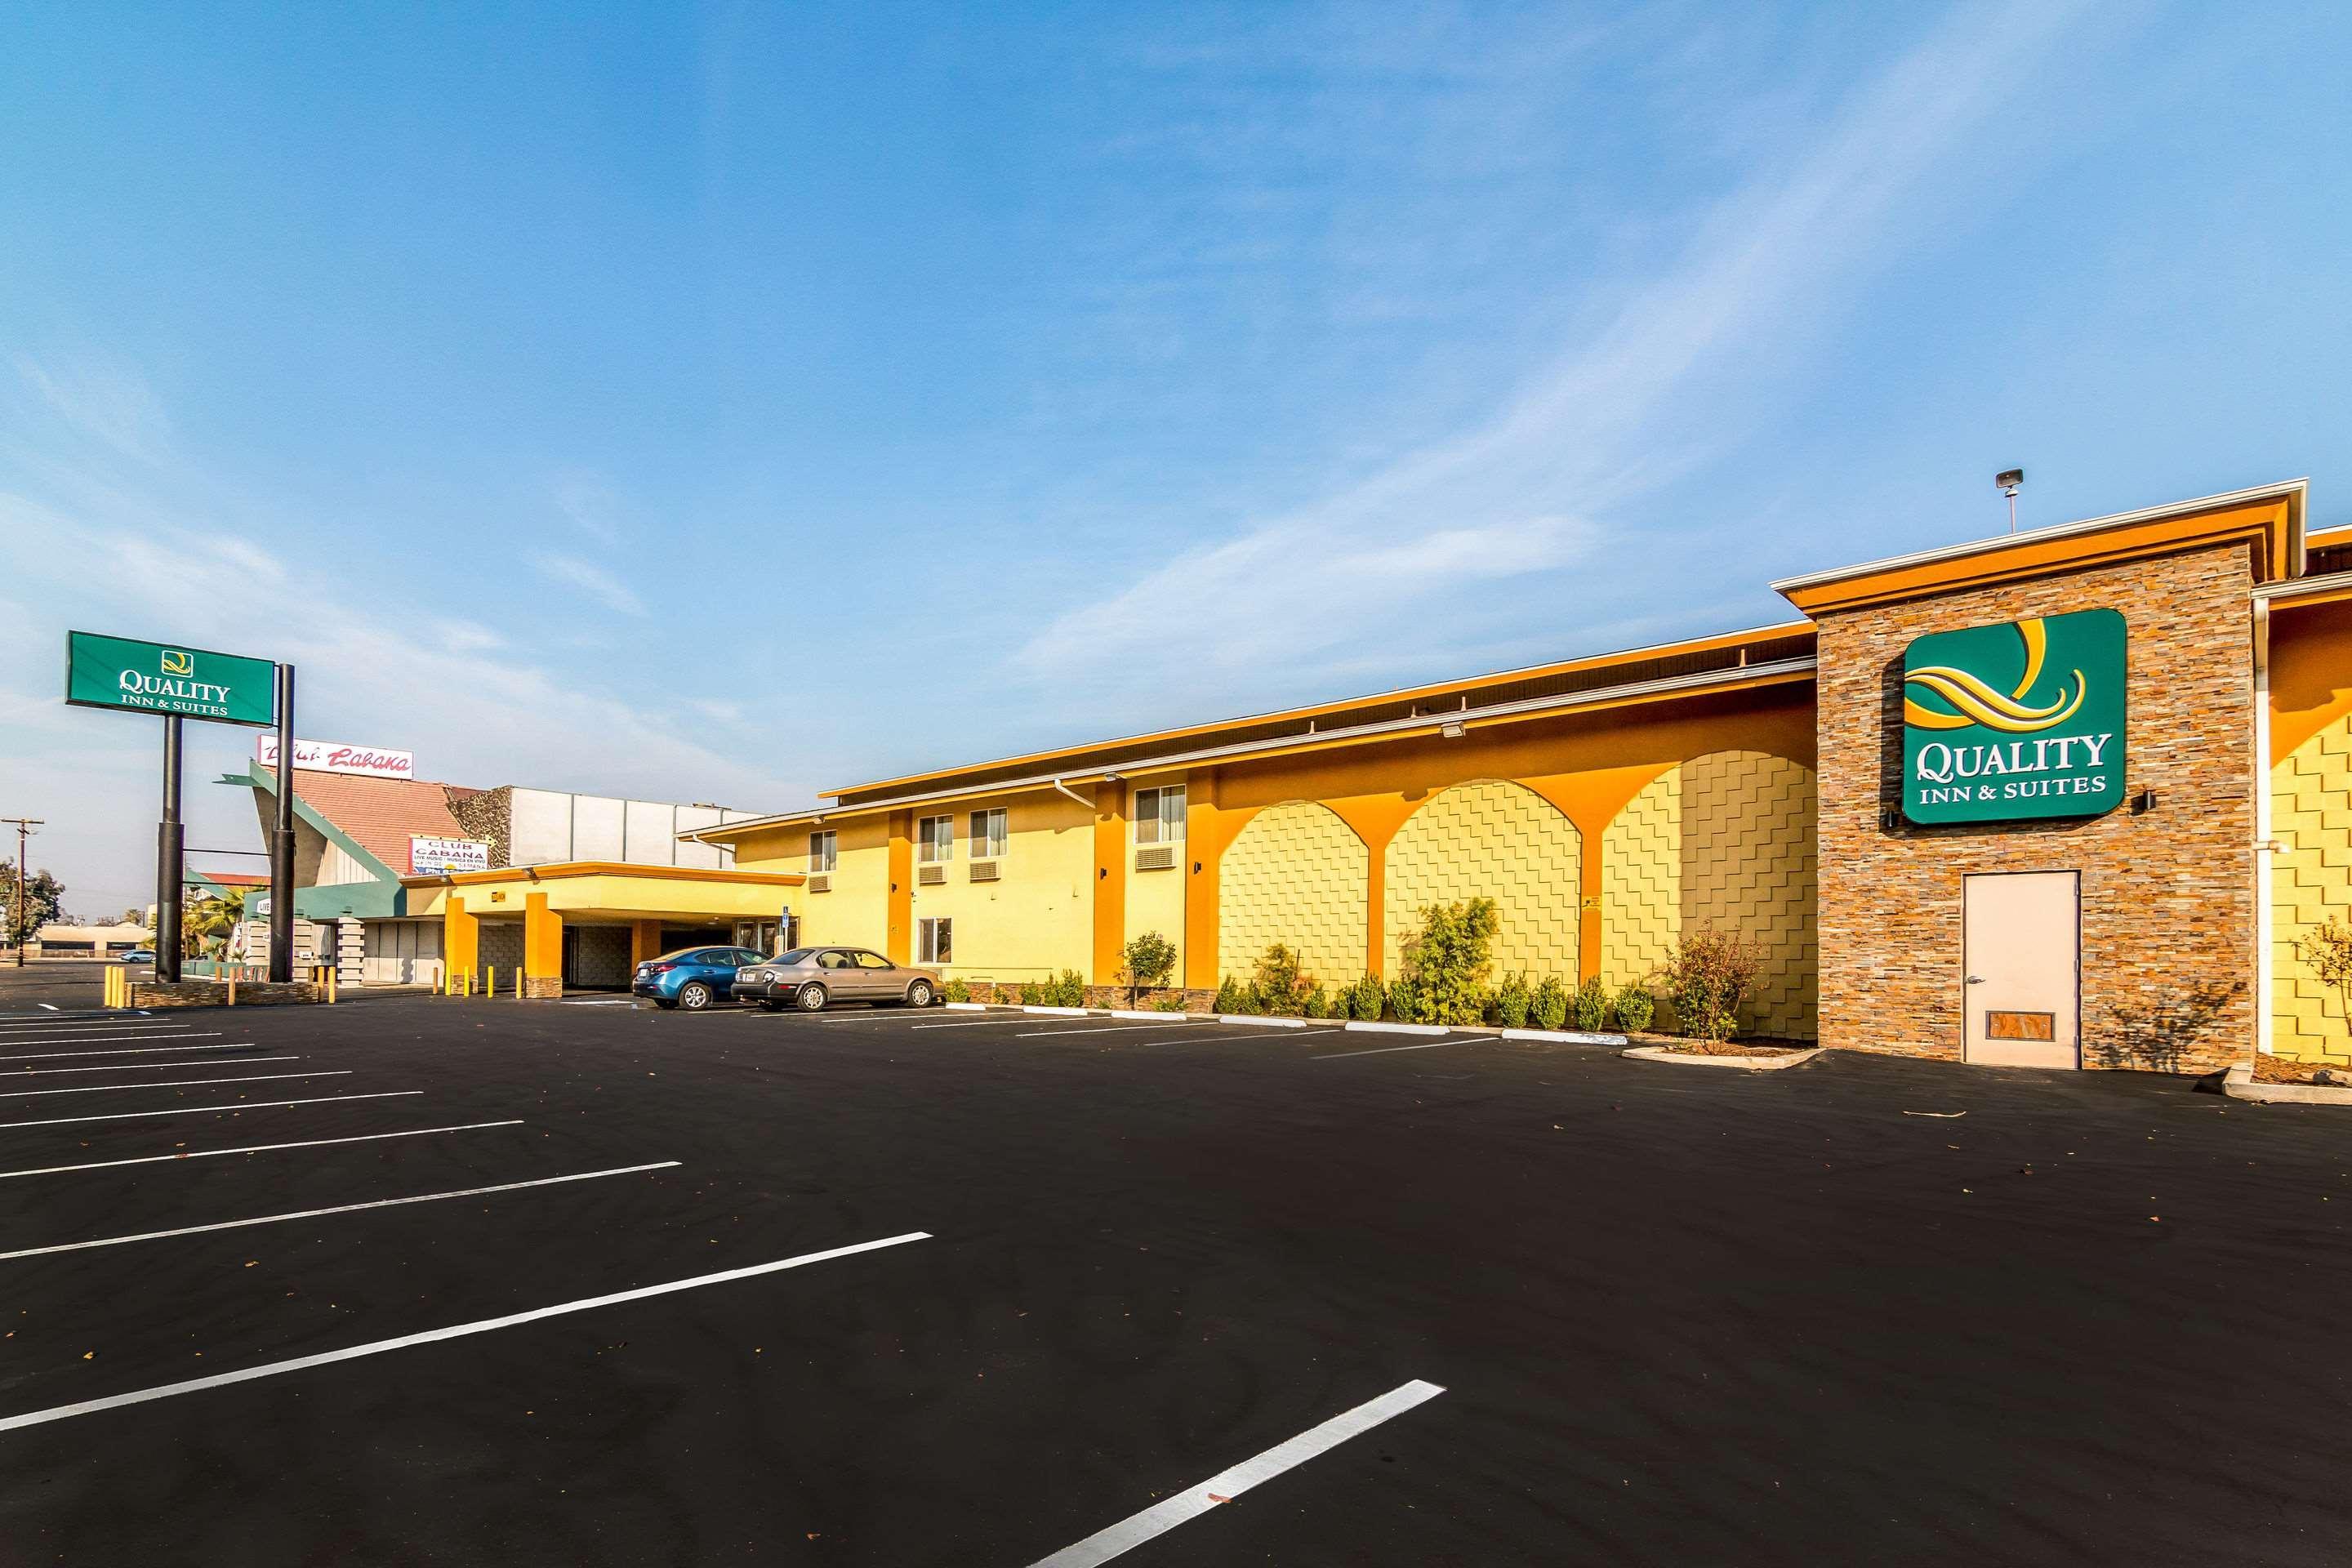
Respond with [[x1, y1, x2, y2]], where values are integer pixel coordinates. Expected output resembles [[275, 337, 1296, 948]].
[[1174, 1027, 1348, 1046], [0, 1120, 528, 1181], [1311, 1036, 1497, 1060], [1025, 1379, 1446, 1566], [0, 1034, 225, 1056], [0, 1160, 683, 1262], [6, 1055, 299, 1077], [0, 1230, 931, 1432], [0, 1025, 193, 1040], [0, 1040, 242, 1064], [1012, 1024, 1185, 1038], [0, 1090, 421, 1131], [0, 1070, 349, 1101], [911, 1018, 1054, 1030]]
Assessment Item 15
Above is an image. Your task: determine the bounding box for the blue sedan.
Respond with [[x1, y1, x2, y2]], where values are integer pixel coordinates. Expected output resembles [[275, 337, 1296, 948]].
[[631, 946, 765, 1011]]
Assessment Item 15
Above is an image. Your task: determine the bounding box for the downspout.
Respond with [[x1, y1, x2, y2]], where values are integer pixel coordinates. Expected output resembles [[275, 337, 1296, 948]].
[[1050, 778, 1091, 810], [2253, 597, 2274, 1058]]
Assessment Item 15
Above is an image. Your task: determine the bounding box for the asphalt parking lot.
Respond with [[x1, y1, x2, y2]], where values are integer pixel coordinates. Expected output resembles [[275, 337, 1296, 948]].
[[0, 991, 2344, 1566]]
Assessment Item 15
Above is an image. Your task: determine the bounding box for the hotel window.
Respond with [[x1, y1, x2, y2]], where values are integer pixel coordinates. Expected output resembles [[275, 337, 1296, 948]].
[[918, 916, 952, 964], [969, 808, 1007, 860], [1134, 785, 1187, 844], [808, 830, 838, 873], [917, 815, 954, 862]]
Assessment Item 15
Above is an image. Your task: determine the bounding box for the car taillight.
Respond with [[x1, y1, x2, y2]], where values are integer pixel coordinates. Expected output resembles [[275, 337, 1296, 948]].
[[647, 962, 678, 974]]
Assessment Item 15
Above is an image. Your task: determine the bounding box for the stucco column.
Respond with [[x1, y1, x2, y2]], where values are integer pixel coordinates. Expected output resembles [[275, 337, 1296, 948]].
[[1092, 781, 1127, 987], [886, 810, 913, 964], [631, 920, 664, 965], [522, 891, 563, 1000], [444, 896, 478, 987], [1183, 770, 1225, 991]]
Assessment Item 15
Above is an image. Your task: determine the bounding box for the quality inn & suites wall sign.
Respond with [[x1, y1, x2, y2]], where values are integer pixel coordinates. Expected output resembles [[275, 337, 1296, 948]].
[[1900, 608, 2126, 825]]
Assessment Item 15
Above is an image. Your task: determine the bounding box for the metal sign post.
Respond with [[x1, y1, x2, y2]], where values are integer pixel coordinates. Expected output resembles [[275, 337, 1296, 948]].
[[157, 718, 184, 982], [269, 663, 296, 983]]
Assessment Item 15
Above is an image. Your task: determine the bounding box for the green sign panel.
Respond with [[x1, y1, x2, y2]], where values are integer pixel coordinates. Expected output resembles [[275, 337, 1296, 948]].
[[65, 631, 278, 728], [1901, 608, 2126, 824]]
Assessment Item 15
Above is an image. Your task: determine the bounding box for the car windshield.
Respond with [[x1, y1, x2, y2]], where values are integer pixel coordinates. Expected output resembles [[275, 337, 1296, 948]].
[[772, 948, 817, 964]]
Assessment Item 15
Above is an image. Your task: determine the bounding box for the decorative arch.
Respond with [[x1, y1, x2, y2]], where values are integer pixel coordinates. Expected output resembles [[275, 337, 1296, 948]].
[[1382, 779, 1580, 981], [1600, 750, 1816, 1039], [2273, 710, 2352, 1062], [1216, 800, 1369, 987]]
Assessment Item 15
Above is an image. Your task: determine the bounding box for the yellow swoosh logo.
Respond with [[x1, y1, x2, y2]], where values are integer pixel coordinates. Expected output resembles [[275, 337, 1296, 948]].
[[1904, 618, 2085, 733]]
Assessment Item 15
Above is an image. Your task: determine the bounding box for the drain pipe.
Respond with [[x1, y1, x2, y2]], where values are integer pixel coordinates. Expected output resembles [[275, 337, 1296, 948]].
[[1050, 777, 1091, 810]]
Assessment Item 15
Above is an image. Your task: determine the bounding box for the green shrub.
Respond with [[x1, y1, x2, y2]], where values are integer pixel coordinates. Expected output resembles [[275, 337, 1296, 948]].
[[1573, 977, 1609, 1032], [1615, 982, 1656, 1035], [1250, 943, 1312, 1015], [1386, 974, 1423, 1024], [1396, 898, 1499, 1026], [1152, 991, 1189, 1012], [1121, 930, 1178, 1000], [1495, 973, 1532, 1029], [1531, 975, 1570, 1031], [1053, 969, 1088, 1008], [944, 978, 971, 1004], [1018, 979, 1045, 1005], [1346, 975, 1385, 1020], [1302, 984, 1329, 1019], [1658, 927, 1754, 1040], [1214, 974, 1250, 1014]]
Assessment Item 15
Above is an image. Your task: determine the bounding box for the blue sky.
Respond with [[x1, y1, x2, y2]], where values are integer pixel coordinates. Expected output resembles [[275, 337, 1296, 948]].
[[4, 1, 2349, 916]]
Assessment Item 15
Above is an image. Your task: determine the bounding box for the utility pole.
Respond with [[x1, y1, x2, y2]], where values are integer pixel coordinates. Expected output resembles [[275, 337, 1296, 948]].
[[2, 817, 41, 967]]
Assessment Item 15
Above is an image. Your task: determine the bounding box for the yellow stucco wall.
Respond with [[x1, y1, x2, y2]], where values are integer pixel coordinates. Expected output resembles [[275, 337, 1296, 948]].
[[1382, 779, 1579, 981], [735, 816, 895, 952], [1216, 800, 1368, 988], [2271, 710, 2352, 1064], [902, 788, 1095, 984], [1599, 749, 1818, 1039], [1121, 774, 1187, 983]]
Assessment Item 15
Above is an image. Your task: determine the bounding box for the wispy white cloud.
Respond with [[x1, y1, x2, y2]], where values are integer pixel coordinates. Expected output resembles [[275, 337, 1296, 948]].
[[550, 470, 624, 543], [1013, 0, 2090, 706], [533, 553, 647, 616], [13, 354, 172, 461]]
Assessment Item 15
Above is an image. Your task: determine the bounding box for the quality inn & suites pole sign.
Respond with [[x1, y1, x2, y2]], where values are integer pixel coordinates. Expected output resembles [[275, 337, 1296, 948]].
[[1901, 608, 2126, 825], [65, 632, 278, 727]]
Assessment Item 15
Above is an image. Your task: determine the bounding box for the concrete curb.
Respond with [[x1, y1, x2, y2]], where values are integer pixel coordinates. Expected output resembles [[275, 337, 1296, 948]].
[[1021, 1005, 1091, 1018], [2223, 1063, 2352, 1105], [1110, 1008, 1199, 1021], [945, 1002, 990, 1012], [1621, 1045, 1824, 1071], [1343, 1020, 1447, 1036], [1501, 1028, 1628, 1045], [1216, 1014, 1306, 1028]]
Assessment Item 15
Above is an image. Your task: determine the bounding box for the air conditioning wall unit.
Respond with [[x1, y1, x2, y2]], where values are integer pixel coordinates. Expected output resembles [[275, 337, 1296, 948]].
[[807, 873, 831, 893], [1134, 844, 1177, 871], [969, 860, 1000, 882], [918, 863, 947, 886]]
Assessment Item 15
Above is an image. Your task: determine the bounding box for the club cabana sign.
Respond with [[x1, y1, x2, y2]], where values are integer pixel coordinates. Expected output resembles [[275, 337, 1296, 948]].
[[1901, 608, 2126, 824]]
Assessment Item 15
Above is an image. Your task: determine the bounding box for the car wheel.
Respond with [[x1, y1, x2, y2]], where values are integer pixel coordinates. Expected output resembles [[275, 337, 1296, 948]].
[[906, 979, 934, 1008], [679, 982, 714, 1012], [797, 982, 828, 1012]]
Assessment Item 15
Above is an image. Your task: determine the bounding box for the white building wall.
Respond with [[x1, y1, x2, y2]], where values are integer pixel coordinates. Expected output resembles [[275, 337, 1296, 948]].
[[510, 788, 579, 864], [622, 800, 672, 865], [569, 794, 626, 860]]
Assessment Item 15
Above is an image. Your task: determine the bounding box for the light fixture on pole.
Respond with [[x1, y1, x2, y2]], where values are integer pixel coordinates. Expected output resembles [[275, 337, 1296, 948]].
[[1996, 468, 2025, 534]]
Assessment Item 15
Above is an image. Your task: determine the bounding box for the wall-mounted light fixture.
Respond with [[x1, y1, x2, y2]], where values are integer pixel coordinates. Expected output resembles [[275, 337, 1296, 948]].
[[1440, 721, 1466, 739], [1879, 809, 1904, 832], [2132, 789, 2159, 814]]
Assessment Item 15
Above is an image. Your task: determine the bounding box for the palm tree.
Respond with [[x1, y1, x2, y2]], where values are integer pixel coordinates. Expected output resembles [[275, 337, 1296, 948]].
[[185, 888, 250, 958]]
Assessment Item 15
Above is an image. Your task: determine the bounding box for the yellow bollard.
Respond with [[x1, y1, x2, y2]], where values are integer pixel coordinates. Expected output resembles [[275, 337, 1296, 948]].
[[327, 969, 337, 1004], [226, 972, 237, 1006], [487, 965, 496, 997], [514, 969, 523, 1000]]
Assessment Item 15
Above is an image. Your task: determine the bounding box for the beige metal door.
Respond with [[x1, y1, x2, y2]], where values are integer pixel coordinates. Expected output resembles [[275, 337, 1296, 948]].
[[1962, 871, 2079, 1068]]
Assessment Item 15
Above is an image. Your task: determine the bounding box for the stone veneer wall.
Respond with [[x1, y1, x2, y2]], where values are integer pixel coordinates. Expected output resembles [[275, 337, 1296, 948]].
[[1815, 544, 2256, 1074]]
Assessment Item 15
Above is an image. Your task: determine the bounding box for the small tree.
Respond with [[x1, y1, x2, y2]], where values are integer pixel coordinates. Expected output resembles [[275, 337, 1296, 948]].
[[2297, 918, 2352, 1040], [2, 862, 65, 950], [1659, 926, 1759, 1041], [1396, 898, 1499, 1026], [1251, 944, 1312, 1015], [1120, 930, 1179, 1004]]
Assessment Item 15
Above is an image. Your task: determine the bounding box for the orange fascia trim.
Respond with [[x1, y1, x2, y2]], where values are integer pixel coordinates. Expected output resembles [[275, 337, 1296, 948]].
[[397, 860, 806, 890], [1779, 495, 2299, 617], [820, 621, 1814, 800]]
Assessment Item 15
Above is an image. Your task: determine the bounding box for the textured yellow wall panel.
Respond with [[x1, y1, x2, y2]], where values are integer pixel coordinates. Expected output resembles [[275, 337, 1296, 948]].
[[1599, 750, 1818, 1039], [1217, 800, 1368, 987], [1382, 780, 1579, 980], [2271, 713, 2352, 1064]]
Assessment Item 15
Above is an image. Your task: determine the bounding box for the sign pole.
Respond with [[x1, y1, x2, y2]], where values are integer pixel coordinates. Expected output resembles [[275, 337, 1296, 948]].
[[268, 663, 296, 984], [156, 716, 184, 983]]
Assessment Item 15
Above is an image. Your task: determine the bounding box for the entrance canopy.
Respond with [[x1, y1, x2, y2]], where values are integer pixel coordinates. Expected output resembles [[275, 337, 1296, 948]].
[[399, 860, 804, 926]]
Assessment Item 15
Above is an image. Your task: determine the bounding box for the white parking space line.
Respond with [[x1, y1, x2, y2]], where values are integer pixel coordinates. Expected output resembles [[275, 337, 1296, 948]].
[[0, 1089, 421, 1131], [0, 1026, 194, 1041], [5, 1055, 299, 1077], [0, 1120, 527, 1180], [1026, 1379, 1446, 1567], [0, 1160, 681, 1262], [0, 1040, 243, 1064], [0, 1230, 932, 1432], [1311, 1036, 1496, 1060], [1011, 1024, 1185, 1038], [0, 1070, 349, 1101], [0, 1034, 225, 1056], [558, 998, 639, 1007], [911, 1018, 1053, 1030], [1172, 1027, 1348, 1046]]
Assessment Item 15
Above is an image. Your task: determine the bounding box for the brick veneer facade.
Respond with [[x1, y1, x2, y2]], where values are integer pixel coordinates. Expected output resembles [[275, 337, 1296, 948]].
[[1815, 542, 2257, 1073]]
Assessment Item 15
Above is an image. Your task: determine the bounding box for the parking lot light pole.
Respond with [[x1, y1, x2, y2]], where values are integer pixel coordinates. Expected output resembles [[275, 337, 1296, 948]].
[[267, 663, 296, 984], [2, 817, 41, 967], [157, 719, 184, 983]]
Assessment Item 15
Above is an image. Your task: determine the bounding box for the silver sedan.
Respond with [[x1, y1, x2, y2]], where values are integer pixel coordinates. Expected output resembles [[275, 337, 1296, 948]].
[[732, 947, 941, 1012]]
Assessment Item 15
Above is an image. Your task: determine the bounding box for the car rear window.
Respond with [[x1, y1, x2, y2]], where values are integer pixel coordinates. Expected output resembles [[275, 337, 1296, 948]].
[[773, 948, 816, 964]]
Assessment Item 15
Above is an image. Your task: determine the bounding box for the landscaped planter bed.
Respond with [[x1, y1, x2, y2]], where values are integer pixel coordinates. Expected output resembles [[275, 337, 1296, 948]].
[[1620, 1032, 1823, 1071], [2225, 1055, 2352, 1105]]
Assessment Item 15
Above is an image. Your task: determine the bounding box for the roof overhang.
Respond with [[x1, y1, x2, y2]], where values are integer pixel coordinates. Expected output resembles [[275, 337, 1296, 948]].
[[688, 653, 1818, 843], [395, 860, 804, 892], [1771, 479, 2308, 617]]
